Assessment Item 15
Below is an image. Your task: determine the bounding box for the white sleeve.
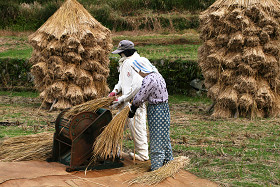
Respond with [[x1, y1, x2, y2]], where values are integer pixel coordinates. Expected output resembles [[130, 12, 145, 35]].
[[118, 62, 142, 103], [113, 76, 122, 93]]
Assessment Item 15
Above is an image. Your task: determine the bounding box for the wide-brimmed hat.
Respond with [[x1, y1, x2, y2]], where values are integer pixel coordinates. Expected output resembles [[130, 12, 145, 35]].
[[112, 40, 135, 54]]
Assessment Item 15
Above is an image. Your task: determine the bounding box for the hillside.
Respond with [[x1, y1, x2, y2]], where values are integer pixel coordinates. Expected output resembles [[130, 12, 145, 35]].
[[0, 0, 215, 31]]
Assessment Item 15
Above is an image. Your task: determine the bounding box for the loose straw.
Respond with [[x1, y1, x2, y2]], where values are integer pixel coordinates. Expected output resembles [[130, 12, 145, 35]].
[[64, 96, 115, 118], [91, 105, 130, 161], [128, 156, 190, 185]]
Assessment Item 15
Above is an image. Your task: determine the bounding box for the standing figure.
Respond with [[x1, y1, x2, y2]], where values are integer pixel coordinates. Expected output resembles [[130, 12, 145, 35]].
[[109, 40, 157, 161], [129, 61, 173, 171]]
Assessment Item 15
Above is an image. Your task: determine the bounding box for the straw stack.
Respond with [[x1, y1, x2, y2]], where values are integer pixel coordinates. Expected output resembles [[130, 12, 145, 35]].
[[29, 0, 112, 110], [199, 0, 280, 118]]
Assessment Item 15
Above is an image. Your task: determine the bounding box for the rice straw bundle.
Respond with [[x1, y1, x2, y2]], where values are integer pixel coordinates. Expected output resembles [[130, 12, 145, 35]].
[[91, 105, 130, 161], [237, 63, 255, 76], [222, 53, 237, 69], [31, 62, 47, 77], [228, 32, 244, 49], [83, 83, 97, 98], [204, 68, 219, 82], [217, 87, 238, 109], [127, 156, 190, 186], [212, 104, 232, 118], [50, 81, 67, 98], [207, 84, 220, 100], [245, 36, 260, 47], [239, 93, 254, 111], [263, 42, 279, 56], [75, 69, 93, 87], [53, 97, 72, 110], [64, 64, 77, 79], [64, 96, 115, 118], [220, 69, 234, 84], [0, 132, 53, 162]]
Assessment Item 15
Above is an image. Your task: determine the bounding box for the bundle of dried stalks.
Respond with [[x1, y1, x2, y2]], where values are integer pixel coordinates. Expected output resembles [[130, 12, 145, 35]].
[[239, 93, 254, 111], [221, 70, 234, 84], [207, 84, 220, 100], [237, 63, 255, 76], [64, 96, 115, 118], [28, 0, 112, 110], [53, 97, 72, 109], [217, 87, 238, 109], [0, 132, 53, 162], [91, 105, 130, 161], [127, 156, 190, 186], [83, 83, 97, 99], [234, 76, 257, 94], [228, 32, 244, 49]]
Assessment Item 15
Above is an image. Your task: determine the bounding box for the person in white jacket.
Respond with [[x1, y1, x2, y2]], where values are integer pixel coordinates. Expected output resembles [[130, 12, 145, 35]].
[[109, 40, 158, 161]]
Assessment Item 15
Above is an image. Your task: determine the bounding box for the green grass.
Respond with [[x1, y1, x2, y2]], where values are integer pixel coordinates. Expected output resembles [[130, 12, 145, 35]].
[[169, 94, 211, 104], [171, 117, 280, 186], [133, 44, 200, 60], [0, 47, 33, 58], [0, 91, 39, 98], [0, 32, 201, 60]]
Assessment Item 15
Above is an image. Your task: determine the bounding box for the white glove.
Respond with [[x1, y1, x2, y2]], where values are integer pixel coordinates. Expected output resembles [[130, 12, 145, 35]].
[[110, 97, 124, 110]]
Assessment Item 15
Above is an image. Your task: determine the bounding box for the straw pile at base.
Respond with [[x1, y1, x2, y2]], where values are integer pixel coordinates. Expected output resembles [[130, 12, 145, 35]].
[[127, 156, 190, 185], [29, 0, 112, 110], [0, 132, 53, 162], [91, 105, 130, 161], [199, 0, 280, 118]]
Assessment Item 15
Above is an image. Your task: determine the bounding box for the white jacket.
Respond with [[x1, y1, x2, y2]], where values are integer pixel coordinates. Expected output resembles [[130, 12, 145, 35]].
[[113, 52, 147, 103]]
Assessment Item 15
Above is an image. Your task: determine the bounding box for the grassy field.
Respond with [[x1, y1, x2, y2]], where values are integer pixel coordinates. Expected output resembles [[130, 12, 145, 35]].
[[1, 30, 280, 186], [0, 30, 201, 60], [0, 91, 280, 186]]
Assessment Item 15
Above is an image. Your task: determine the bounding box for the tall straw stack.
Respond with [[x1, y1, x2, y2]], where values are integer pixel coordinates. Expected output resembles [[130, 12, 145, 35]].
[[199, 0, 280, 118], [29, 0, 112, 110]]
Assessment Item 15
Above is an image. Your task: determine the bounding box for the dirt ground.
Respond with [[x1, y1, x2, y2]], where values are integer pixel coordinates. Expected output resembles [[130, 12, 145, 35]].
[[0, 155, 217, 187]]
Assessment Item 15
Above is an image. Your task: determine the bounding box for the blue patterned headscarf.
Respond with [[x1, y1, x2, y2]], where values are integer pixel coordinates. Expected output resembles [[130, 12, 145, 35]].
[[132, 59, 158, 73]]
